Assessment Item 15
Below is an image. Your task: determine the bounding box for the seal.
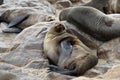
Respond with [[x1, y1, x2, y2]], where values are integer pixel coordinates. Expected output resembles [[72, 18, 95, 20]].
[[0, 8, 54, 33], [59, 6, 120, 41], [44, 22, 98, 76]]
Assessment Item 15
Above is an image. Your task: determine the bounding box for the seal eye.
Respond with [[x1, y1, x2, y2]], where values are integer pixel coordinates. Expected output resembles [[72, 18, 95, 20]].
[[54, 23, 65, 33]]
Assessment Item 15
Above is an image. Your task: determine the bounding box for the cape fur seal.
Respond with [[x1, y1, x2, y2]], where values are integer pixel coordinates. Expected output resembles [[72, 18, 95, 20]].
[[0, 8, 54, 33], [59, 6, 120, 41], [44, 22, 98, 76]]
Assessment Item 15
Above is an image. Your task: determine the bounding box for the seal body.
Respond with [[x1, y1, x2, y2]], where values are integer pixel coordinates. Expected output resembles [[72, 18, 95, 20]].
[[59, 6, 120, 41], [0, 8, 54, 33], [44, 22, 98, 76]]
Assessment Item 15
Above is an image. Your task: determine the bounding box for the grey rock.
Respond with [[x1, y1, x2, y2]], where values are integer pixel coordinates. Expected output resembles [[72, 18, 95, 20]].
[[0, 22, 55, 67], [56, 0, 72, 9]]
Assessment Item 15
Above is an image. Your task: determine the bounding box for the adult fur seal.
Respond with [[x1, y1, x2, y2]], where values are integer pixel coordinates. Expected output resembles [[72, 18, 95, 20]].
[[0, 8, 54, 33], [44, 22, 98, 76], [59, 6, 120, 41]]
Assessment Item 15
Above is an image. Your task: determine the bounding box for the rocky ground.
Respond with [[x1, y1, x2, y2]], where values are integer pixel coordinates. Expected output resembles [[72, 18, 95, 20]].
[[0, 0, 120, 80]]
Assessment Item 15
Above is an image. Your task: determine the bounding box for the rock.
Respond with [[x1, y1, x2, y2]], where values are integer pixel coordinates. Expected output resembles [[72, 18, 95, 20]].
[[56, 0, 72, 9], [17, 0, 56, 14], [108, 0, 120, 13], [0, 70, 21, 80], [47, 0, 59, 4], [0, 62, 17, 70], [47, 72, 75, 80], [24, 59, 48, 69], [0, 22, 17, 53], [10, 68, 48, 80], [0, 0, 56, 20], [97, 38, 120, 62], [98, 64, 120, 80], [0, 22, 57, 67]]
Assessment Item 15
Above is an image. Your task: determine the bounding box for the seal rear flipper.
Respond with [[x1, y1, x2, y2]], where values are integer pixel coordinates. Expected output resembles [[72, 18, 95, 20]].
[[46, 64, 65, 72], [8, 14, 30, 28], [46, 64, 77, 76], [2, 27, 22, 33]]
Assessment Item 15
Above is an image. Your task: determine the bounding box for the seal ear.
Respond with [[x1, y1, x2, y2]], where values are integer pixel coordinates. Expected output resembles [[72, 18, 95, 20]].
[[54, 23, 66, 33]]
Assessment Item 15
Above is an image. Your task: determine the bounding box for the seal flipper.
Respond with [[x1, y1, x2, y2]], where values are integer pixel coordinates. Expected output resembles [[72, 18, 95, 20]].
[[46, 64, 77, 76], [47, 38, 76, 76], [2, 27, 22, 33], [8, 14, 30, 28], [60, 38, 73, 56], [58, 38, 73, 66]]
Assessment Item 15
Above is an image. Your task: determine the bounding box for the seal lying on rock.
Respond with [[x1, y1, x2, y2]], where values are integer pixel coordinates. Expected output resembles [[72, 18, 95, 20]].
[[59, 6, 120, 41], [0, 8, 54, 33], [44, 23, 98, 76]]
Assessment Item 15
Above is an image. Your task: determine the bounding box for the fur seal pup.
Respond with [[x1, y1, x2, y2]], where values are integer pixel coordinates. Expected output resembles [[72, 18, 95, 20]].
[[0, 8, 54, 33], [44, 23, 98, 76], [59, 6, 120, 41]]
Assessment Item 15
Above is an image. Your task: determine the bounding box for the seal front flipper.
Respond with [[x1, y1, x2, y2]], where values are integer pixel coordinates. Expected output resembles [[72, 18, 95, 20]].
[[58, 38, 73, 67], [8, 14, 30, 28], [59, 38, 73, 56], [2, 27, 22, 33]]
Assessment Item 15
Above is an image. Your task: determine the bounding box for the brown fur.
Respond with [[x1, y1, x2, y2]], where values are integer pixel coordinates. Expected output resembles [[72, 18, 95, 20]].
[[0, 8, 54, 29], [43, 22, 98, 76]]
